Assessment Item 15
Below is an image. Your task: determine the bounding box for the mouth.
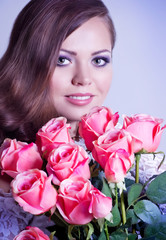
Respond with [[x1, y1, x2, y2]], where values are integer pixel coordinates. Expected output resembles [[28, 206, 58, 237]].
[[65, 93, 94, 106]]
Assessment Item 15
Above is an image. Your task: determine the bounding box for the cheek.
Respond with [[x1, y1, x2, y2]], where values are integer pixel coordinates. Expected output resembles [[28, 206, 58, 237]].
[[51, 76, 64, 94], [96, 70, 112, 95], [50, 69, 70, 94]]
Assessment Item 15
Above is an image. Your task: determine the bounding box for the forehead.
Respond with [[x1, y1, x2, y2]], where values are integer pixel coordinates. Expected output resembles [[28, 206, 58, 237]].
[[61, 16, 112, 51]]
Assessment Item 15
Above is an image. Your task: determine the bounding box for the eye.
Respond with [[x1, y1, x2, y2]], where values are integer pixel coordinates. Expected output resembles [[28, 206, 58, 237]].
[[92, 57, 110, 67], [57, 56, 71, 66]]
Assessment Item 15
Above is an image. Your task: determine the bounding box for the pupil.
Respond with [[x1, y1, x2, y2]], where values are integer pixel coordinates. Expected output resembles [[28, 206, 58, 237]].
[[96, 59, 101, 64], [59, 57, 65, 63]]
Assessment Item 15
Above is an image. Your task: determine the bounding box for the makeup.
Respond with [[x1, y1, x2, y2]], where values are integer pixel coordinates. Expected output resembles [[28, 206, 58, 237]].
[[65, 93, 94, 106]]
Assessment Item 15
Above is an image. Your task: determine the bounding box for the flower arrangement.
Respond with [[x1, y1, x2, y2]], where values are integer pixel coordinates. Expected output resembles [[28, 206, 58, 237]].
[[0, 106, 166, 240]]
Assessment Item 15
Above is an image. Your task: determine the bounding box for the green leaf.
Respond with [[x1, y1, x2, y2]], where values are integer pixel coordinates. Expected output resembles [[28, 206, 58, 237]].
[[128, 183, 143, 206], [121, 217, 132, 229], [98, 228, 107, 240], [110, 230, 128, 240], [134, 200, 161, 224], [125, 178, 135, 188], [102, 178, 112, 198], [107, 204, 121, 227], [146, 171, 166, 204], [126, 209, 140, 225], [128, 233, 137, 240], [144, 221, 166, 240], [141, 237, 155, 240]]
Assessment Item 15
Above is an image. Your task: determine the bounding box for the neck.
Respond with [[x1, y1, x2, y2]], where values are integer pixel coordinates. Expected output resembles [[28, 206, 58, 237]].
[[68, 121, 79, 138]]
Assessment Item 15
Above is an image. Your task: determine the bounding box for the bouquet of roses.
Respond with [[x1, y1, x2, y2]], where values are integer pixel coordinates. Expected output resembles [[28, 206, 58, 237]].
[[0, 106, 166, 240]]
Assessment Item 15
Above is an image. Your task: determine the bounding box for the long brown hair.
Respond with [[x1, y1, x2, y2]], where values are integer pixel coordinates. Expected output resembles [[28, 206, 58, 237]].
[[0, 0, 116, 144]]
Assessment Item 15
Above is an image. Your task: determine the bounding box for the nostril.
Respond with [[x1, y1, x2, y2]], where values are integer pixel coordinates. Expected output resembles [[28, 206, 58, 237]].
[[71, 76, 91, 86], [71, 77, 81, 85]]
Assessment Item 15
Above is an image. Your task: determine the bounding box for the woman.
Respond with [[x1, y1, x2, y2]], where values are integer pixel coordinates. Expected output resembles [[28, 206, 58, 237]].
[[0, 0, 116, 144], [0, 0, 116, 239]]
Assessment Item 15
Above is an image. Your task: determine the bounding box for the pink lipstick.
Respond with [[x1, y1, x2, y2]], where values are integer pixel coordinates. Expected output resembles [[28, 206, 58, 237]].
[[65, 93, 94, 106]]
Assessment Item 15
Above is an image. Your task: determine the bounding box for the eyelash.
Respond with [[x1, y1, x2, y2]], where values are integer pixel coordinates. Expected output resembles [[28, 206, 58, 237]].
[[57, 56, 72, 67], [92, 56, 110, 67], [57, 56, 111, 67]]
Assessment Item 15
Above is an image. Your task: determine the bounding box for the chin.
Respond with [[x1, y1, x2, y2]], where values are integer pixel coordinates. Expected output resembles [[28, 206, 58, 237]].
[[77, 107, 94, 117], [61, 103, 103, 121], [75, 104, 103, 119], [66, 110, 90, 122]]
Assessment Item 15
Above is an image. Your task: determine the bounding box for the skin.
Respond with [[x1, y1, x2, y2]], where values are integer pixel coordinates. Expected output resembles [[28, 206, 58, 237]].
[[0, 17, 113, 191], [50, 16, 113, 136]]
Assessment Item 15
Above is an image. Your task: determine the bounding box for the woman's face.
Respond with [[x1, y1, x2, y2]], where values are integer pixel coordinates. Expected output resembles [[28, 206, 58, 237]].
[[50, 16, 113, 122]]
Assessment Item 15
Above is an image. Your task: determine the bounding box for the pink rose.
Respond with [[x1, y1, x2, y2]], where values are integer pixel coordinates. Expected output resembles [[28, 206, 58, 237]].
[[0, 139, 43, 178], [13, 226, 49, 240], [122, 114, 166, 152], [11, 169, 57, 215], [89, 188, 112, 219], [36, 117, 73, 158], [105, 149, 134, 183], [57, 176, 112, 225], [46, 143, 90, 185], [79, 106, 119, 151], [92, 129, 134, 169]]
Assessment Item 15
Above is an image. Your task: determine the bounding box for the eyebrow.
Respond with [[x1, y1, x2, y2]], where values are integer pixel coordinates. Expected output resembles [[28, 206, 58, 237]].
[[91, 49, 112, 56], [60, 49, 112, 56], [60, 49, 77, 56]]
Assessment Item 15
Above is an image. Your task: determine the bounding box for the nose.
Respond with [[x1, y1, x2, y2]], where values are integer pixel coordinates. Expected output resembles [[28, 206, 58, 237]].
[[71, 63, 92, 86]]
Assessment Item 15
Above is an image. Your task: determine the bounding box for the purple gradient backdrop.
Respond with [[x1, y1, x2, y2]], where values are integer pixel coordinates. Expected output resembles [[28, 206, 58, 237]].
[[104, 0, 166, 151]]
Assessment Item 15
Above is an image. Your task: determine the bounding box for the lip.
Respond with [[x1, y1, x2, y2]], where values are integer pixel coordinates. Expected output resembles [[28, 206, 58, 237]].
[[65, 93, 94, 106]]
